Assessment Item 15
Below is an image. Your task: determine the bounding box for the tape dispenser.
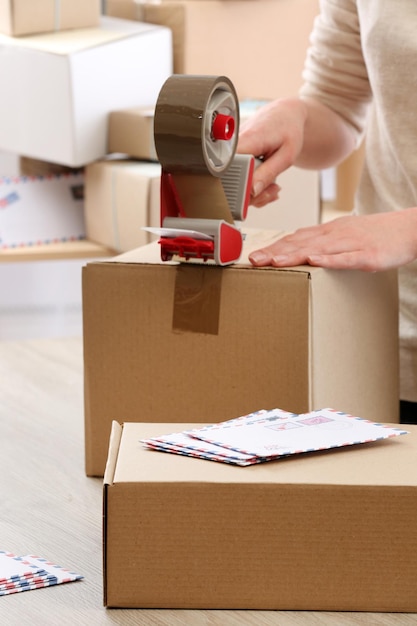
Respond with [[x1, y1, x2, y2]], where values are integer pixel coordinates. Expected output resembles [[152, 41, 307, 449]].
[[153, 75, 255, 266]]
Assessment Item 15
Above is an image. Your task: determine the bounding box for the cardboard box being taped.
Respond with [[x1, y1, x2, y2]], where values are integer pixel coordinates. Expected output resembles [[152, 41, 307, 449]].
[[0, 0, 101, 37], [103, 421, 417, 610], [82, 230, 399, 477], [84, 159, 161, 253]]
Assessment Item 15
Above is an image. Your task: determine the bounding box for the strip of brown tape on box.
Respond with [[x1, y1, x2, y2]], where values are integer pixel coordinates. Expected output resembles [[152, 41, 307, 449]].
[[173, 265, 222, 335]]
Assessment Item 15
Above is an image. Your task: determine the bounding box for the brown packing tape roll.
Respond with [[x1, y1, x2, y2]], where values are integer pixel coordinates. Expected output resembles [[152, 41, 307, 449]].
[[154, 75, 239, 177], [173, 264, 223, 335]]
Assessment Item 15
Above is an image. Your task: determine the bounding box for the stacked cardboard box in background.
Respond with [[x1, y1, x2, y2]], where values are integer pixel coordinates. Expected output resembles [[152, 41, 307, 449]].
[[0, 0, 101, 36], [84, 159, 161, 252]]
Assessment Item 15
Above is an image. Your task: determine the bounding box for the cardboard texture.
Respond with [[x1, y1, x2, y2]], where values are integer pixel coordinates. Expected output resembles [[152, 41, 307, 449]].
[[105, 0, 320, 100], [103, 421, 417, 611], [108, 107, 157, 161], [84, 159, 161, 252], [83, 230, 399, 477], [0, 0, 100, 36], [0, 17, 172, 167]]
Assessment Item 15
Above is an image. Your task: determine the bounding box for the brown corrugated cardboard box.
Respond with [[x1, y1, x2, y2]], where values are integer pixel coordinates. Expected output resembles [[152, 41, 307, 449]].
[[0, 0, 100, 36], [103, 420, 417, 610], [105, 0, 320, 99], [107, 106, 157, 161], [83, 230, 399, 477], [84, 159, 160, 252]]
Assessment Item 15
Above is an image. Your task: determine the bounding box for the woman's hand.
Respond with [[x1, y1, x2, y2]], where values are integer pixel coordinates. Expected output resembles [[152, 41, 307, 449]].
[[237, 98, 307, 207], [248, 209, 417, 272], [237, 96, 356, 208]]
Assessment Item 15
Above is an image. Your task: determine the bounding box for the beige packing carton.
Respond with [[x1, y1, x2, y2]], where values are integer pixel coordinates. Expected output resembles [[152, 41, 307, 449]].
[[104, 0, 320, 100], [0, 0, 100, 36], [104, 0, 136, 21], [82, 230, 399, 477], [84, 159, 161, 253], [107, 107, 157, 162], [104, 421, 417, 610]]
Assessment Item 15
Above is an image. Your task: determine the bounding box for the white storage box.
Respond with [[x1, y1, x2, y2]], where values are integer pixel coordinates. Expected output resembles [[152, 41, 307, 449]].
[[0, 17, 172, 167]]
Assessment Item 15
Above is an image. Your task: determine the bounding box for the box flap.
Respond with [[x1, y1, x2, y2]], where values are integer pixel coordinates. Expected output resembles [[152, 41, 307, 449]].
[[0, 16, 164, 55], [103, 420, 123, 486]]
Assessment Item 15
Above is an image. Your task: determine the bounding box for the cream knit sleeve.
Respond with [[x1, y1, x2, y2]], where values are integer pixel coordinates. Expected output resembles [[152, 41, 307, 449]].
[[299, 0, 372, 146]]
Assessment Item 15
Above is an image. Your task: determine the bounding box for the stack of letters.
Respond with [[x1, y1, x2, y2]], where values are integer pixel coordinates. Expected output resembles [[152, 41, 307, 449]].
[[0, 551, 83, 596], [141, 408, 408, 466]]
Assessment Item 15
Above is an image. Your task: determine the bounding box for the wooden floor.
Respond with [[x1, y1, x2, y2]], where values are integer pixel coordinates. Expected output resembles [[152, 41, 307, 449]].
[[0, 336, 416, 625]]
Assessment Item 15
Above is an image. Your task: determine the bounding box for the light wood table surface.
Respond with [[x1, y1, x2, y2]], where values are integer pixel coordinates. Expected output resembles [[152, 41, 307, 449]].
[[0, 337, 416, 626]]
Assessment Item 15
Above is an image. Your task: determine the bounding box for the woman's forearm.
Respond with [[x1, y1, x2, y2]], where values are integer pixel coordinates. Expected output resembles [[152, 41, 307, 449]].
[[295, 97, 357, 170]]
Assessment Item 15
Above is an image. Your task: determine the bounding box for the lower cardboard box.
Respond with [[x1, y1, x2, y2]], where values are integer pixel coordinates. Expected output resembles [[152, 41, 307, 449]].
[[83, 230, 399, 478], [103, 421, 417, 611]]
